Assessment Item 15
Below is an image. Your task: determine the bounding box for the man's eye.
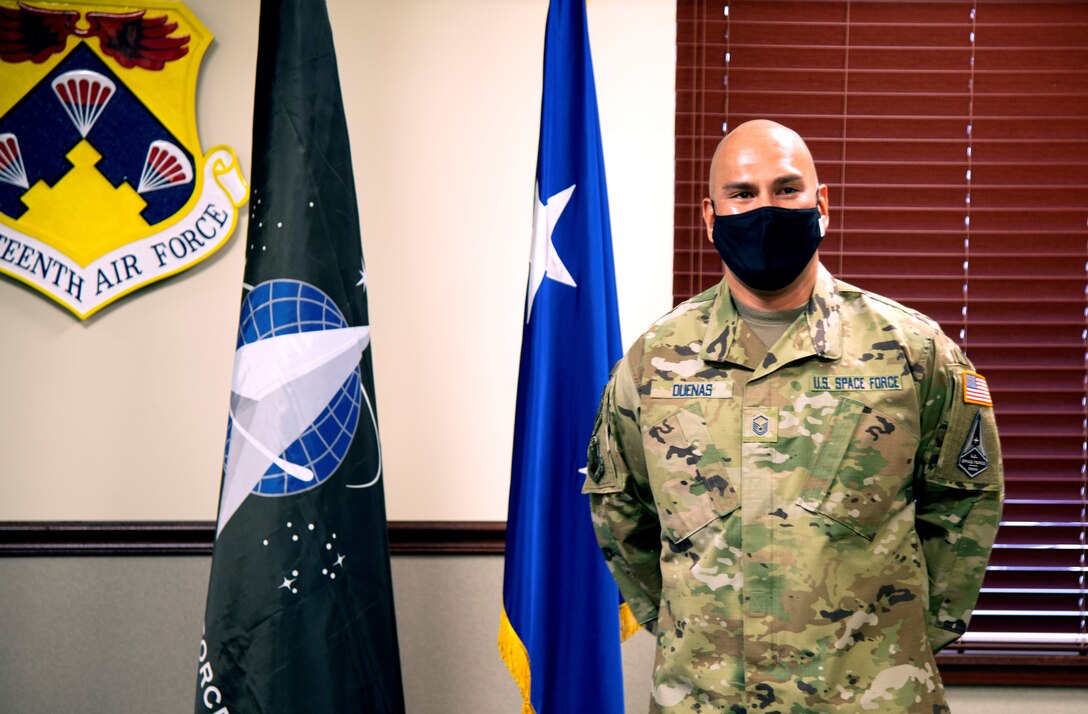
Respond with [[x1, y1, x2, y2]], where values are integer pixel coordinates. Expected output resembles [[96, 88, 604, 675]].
[[780, 186, 798, 194], [731, 191, 754, 199]]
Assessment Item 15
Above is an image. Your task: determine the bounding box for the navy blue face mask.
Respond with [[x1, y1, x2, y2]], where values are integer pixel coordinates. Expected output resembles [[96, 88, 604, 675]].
[[711, 205, 825, 292]]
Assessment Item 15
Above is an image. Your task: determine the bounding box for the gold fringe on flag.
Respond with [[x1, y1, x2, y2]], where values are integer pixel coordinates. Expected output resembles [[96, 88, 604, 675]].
[[500, 602, 642, 713], [498, 606, 536, 714], [619, 602, 641, 641]]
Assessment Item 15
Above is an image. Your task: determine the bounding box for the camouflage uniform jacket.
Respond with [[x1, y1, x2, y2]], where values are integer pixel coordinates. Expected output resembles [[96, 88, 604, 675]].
[[583, 265, 1003, 713]]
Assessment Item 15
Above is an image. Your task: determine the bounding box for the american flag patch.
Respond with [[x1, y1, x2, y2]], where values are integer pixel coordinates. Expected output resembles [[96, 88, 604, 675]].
[[963, 371, 993, 406]]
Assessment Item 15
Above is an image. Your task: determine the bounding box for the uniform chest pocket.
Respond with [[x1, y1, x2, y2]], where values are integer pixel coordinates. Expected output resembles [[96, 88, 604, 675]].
[[645, 403, 740, 543], [795, 396, 918, 541]]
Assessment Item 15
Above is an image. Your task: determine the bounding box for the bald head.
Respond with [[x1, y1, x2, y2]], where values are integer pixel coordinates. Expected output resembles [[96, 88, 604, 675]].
[[700, 120, 831, 307], [708, 120, 820, 200], [702, 119, 828, 226]]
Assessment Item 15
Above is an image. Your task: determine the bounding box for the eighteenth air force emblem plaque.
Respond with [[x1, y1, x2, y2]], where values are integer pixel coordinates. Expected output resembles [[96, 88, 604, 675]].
[[0, 0, 247, 318]]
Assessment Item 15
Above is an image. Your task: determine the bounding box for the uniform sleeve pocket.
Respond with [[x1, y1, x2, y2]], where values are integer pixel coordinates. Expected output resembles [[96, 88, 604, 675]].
[[796, 397, 917, 541], [933, 373, 1002, 488], [583, 403, 624, 494], [646, 404, 740, 543]]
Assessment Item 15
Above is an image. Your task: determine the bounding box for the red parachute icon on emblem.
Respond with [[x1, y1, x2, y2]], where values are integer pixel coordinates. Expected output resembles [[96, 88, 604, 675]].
[[0, 133, 29, 189], [51, 69, 115, 137], [137, 139, 193, 194]]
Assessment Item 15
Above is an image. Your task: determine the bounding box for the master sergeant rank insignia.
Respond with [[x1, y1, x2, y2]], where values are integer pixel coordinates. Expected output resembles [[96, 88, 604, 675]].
[[742, 407, 777, 443], [0, 0, 247, 318]]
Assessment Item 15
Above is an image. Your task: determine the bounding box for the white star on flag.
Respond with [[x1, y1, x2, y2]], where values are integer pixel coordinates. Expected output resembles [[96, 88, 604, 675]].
[[526, 182, 577, 323]]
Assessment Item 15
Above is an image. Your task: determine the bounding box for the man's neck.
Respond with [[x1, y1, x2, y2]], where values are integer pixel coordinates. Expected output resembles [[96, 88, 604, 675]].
[[725, 256, 819, 311]]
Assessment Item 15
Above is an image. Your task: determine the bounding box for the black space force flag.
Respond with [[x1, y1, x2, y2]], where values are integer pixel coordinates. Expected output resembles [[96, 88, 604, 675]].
[[195, 1, 404, 712]]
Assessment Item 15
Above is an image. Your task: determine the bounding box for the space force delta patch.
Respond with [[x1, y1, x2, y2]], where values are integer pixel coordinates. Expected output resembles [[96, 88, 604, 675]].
[[0, 0, 247, 319], [957, 410, 989, 477]]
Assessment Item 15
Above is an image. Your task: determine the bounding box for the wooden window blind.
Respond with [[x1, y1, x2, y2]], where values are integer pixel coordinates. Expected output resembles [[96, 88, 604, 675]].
[[676, 0, 1088, 684]]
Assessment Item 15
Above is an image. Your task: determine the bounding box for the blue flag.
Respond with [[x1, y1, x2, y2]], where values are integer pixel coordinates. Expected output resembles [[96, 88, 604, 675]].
[[499, 1, 629, 712]]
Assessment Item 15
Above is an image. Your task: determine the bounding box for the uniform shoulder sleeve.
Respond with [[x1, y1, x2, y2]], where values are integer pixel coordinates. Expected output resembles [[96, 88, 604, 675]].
[[914, 330, 1004, 652], [916, 332, 1003, 491], [583, 354, 645, 494], [582, 353, 662, 626]]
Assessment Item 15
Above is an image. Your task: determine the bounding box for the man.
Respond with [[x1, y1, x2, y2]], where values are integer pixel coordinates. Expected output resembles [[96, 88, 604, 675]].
[[583, 120, 1002, 713]]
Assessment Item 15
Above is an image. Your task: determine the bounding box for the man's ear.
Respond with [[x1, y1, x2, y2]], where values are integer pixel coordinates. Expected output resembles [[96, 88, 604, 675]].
[[701, 197, 716, 245], [816, 184, 830, 237]]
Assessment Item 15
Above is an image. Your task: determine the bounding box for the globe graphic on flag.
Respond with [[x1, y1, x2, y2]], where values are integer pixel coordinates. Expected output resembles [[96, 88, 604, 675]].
[[227, 279, 362, 495]]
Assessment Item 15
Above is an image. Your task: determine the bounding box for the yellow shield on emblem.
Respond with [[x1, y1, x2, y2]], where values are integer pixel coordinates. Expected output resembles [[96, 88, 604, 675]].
[[0, 0, 246, 318]]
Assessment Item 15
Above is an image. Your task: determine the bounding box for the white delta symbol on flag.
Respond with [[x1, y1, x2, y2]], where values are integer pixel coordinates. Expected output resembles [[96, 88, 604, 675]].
[[217, 279, 381, 537]]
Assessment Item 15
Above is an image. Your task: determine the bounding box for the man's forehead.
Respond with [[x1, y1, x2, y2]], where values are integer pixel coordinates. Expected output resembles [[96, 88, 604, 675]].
[[720, 173, 806, 189], [727, 142, 807, 168], [713, 131, 817, 183], [717, 150, 812, 183]]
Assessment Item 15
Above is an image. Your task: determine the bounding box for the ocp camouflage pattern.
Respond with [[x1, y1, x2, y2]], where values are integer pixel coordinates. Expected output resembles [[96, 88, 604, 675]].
[[584, 265, 1003, 713]]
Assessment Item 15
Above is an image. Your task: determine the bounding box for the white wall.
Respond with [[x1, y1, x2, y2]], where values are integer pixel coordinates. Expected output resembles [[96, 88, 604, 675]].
[[0, 0, 676, 521]]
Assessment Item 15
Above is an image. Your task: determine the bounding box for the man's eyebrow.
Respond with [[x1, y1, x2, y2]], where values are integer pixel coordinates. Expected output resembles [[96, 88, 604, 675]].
[[720, 175, 805, 193], [773, 174, 805, 186]]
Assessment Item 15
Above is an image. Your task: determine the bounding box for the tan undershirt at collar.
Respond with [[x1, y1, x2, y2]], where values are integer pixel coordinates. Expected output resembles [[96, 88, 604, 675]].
[[733, 297, 806, 350]]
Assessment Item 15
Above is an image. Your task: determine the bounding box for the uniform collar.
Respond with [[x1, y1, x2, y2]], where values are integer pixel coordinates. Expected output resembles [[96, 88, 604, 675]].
[[698, 262, 843, 369]]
